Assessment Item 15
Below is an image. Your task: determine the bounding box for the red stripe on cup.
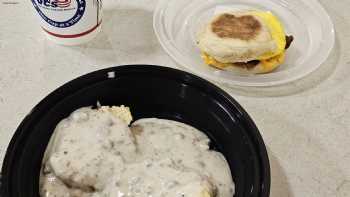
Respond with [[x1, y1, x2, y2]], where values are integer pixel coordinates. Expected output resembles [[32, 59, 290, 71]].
[[55, 0, 71, 8], [42, 22, 101, 38]]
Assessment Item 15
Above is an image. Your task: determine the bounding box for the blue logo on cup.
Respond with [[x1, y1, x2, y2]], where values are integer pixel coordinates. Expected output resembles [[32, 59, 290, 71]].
[[31, 0, 86, 28]]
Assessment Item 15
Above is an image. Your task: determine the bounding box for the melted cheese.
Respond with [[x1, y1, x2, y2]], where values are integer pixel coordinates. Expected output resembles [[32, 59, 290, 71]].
[[201, 53, 230, 69], [202, 52, 285, 73], [260, 52, 285, 72]]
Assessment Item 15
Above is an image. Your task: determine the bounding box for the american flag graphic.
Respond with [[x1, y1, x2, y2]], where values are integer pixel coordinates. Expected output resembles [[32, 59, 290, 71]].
[[54, 0, 72, 8]]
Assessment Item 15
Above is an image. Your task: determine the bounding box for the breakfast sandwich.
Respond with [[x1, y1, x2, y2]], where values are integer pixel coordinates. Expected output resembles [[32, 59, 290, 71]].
[[197, 11, 294, 74]]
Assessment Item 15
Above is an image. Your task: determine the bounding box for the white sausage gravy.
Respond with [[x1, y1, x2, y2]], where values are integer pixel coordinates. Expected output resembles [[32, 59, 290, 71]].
[[40, 106, 235, 197]]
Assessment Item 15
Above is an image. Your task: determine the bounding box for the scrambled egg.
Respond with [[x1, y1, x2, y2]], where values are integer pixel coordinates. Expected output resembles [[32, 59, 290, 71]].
[[201, 190, 214, 197], [100, 105, 133, 124], [250, 11, 287, 60], [203, 11, 287, 73]]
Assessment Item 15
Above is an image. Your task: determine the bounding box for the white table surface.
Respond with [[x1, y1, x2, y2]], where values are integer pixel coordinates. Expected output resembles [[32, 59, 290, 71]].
[[0, 0, 349, 196]]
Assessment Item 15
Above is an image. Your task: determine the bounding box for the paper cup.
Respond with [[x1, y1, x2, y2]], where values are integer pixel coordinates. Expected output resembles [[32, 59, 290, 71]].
[[30, 0, 103, 45]]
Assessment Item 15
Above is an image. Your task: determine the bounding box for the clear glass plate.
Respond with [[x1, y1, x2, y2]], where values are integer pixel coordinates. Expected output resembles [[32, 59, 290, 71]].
[[153, 0, 335, 87]]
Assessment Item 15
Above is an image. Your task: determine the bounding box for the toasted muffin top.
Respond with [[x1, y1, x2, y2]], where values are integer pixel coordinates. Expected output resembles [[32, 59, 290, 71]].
[[211, 14, 262, 41]]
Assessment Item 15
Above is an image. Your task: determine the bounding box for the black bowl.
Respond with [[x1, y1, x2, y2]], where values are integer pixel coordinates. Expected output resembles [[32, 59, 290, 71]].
[[1, 65, 270, 197]]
